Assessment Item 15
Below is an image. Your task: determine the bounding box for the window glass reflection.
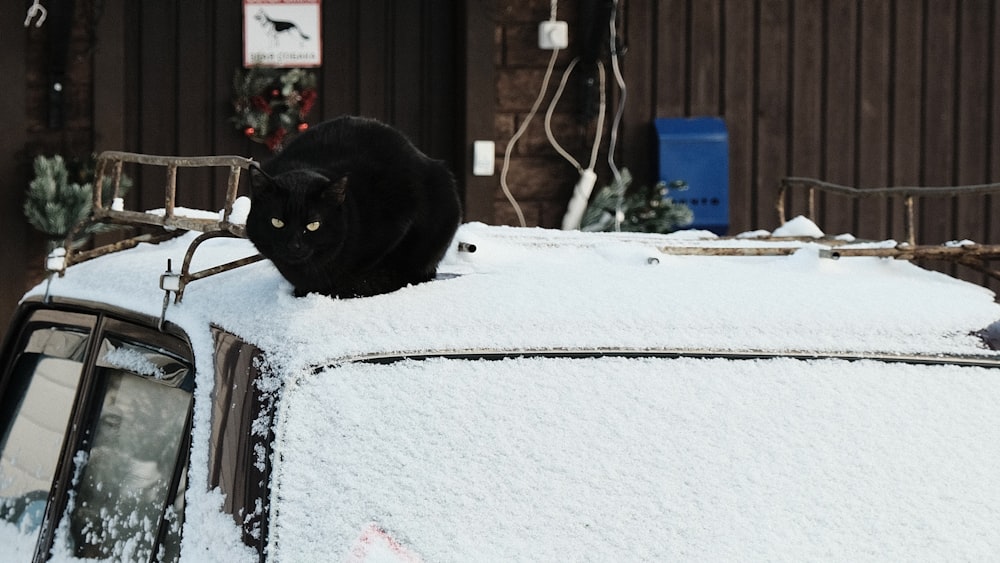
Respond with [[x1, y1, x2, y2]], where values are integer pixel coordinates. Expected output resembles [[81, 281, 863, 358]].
[[0, 324, 90, 547], [64, 337, 191, 562]]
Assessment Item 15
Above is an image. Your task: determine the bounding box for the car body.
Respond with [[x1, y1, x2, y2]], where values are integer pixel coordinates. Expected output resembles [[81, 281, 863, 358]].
[[2, 193, 999, 561]]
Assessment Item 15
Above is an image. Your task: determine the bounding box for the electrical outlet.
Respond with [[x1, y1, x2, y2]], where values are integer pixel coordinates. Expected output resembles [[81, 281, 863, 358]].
[[538, 20, 568, 50]]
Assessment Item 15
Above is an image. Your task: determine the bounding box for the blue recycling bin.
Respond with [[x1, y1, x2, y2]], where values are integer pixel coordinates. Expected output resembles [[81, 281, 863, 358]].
[[654, 117, 729, 235]]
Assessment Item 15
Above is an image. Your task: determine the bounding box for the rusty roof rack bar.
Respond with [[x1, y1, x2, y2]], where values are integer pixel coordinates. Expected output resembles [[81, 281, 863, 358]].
[[91, 151, 254, 233], [778, 176, 1000, 246], [53, 151, 263, 306]]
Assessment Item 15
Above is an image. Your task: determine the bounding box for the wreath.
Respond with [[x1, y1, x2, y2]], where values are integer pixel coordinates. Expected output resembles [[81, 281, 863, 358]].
[[232, 67, 318, 152]]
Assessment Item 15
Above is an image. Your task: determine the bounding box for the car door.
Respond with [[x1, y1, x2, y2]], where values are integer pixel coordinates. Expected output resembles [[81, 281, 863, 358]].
[[0, 306, 194, 562]]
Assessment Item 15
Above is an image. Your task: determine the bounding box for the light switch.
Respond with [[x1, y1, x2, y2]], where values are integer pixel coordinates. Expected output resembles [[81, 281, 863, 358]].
[[472, 140, 495, 176]]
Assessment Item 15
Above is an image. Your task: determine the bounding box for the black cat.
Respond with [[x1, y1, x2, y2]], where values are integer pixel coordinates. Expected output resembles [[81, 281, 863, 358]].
[[246, 116, 462, 298]]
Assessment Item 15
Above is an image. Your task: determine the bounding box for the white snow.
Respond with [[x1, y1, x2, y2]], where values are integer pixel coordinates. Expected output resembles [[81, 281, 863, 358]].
[[228, 195, 252, 223], [100, 347, 165, 379], [271, 356, 1000, 561], [946, 239, 976, 247], [735, 228, 771, 239], [772, 215, 825, 238], [13, 214, 1000, 561]]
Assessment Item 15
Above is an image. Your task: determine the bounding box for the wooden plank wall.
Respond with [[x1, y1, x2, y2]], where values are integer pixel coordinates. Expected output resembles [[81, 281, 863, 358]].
[[93, 0, 459, 215], [618, 0, 1000, 288], [0, 3, 30, 344]]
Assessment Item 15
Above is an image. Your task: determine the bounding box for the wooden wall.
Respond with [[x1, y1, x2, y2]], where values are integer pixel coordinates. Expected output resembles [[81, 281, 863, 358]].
[[93, 0, 460, 214], [624, 0, 999, 242], [495, 0, 1000, 288], [1, 4, 30, 348]]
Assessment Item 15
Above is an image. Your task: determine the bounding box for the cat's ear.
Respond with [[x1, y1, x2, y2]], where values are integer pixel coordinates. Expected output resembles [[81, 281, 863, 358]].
[[324, 175, 348, 204], [248, 164, 276, 197]]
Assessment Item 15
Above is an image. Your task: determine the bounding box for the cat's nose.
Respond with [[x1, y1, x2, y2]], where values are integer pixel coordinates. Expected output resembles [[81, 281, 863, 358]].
[[287, 238, 310, 260]]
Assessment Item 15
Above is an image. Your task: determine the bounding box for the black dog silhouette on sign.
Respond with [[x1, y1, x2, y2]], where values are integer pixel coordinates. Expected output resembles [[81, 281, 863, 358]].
[[255, 9, 310, 46]]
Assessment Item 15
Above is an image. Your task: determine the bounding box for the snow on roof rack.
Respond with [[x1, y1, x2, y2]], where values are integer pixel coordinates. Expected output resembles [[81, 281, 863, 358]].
[[46, 151, 265, 310]]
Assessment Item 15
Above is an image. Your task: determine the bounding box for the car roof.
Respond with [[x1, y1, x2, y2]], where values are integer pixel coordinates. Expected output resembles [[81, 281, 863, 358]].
[[29, 219, 1000, 371]]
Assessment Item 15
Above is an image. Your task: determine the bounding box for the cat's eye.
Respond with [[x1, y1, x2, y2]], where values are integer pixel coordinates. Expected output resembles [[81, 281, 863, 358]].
[[271, 218, 285, 229], [306, 221, 321, 232]]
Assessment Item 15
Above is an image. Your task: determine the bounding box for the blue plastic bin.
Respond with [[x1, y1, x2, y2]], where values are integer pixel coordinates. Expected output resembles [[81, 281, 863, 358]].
[[654, 117, 729, 235]]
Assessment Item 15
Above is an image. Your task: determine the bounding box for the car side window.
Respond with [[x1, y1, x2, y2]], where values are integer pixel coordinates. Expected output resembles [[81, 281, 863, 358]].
[[56, 330, 194, 562], [0, 311, 94, 556], [0, 309, 195, 562]]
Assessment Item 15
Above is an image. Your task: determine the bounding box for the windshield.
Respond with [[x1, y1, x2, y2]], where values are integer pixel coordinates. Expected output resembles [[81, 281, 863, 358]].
[[268, 355, 1000, 561]]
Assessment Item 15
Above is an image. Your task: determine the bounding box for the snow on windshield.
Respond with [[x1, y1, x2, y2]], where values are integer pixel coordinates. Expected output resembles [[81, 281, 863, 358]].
[[272, 355, 1000, 561]]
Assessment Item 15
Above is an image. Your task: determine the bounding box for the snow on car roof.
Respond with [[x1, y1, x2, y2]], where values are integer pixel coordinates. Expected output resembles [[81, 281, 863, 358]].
[[30, 216, 999, 371]]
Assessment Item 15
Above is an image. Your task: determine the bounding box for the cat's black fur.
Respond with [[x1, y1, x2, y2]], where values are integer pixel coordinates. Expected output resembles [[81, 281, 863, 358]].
[[246, 116, 462, 298]]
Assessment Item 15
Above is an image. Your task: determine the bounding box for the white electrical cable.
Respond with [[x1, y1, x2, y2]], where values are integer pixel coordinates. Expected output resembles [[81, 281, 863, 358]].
[[545, 57, 607, 230], [607, 0, 628, 231], [544, 58, 606, 174], [499, 47, 562, 227]]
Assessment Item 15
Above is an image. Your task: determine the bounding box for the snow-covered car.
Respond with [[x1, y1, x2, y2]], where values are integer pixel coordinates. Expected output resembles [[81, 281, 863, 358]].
[[2, 153, 999, 562]]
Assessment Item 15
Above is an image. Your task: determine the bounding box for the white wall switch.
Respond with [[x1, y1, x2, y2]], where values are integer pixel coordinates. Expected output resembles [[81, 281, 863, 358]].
[[472, 140, 495, 176]]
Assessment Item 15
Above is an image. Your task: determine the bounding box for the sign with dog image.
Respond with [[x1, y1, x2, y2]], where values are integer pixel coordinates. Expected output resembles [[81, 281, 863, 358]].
[[244, 0, 321, 68]]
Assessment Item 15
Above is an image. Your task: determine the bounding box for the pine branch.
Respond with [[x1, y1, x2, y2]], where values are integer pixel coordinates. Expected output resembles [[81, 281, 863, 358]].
[[24, 154, 133, 247], [581, 168, 693, 234]]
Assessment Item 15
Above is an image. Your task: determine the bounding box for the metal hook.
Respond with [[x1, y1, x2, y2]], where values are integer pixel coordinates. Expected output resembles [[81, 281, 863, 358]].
[[24, 0, 47, 28]]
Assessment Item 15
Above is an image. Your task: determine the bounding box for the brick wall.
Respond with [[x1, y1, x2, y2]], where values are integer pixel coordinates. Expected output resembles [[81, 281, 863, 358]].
[[493, 0, 607, 228]]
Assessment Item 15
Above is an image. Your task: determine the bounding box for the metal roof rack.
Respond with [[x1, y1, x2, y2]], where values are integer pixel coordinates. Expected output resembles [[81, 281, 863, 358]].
[[777, 177, 1000, 283], [46, 151, 264, 310], [44, 152, 1000, 315]]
